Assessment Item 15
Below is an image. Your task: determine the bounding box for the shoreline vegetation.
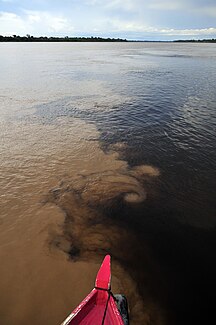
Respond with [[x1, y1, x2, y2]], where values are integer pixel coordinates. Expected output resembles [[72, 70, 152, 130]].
[[0, 35, 216, 42], [174, 39, 216, 43], [0, 35, 127, 42]]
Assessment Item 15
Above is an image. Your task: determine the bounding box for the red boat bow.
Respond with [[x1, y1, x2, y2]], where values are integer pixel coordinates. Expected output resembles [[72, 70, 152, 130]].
[[61, 255, 125, 325], [95, 255, 111, 291]]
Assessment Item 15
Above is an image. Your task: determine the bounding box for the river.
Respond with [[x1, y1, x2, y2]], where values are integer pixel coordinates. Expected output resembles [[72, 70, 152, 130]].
[[0, 42, 216, 324]]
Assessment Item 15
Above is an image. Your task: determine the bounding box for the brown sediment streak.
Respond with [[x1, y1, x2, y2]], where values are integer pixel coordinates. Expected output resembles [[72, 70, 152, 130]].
[[47, 146, 163, 324], [0, 117, 164, 324], [132, 165, 160, 177]]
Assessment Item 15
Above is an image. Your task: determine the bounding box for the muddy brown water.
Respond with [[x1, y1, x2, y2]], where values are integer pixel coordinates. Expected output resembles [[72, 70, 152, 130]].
[[0, 42, 216, 325], [0, 117, 160, 324]]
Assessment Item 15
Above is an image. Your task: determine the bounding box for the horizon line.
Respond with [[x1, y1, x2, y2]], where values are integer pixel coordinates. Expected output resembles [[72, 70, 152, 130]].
[[0, 35, 216, 43]]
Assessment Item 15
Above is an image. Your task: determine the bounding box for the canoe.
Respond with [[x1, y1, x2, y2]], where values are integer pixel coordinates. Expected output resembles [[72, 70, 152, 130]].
[[61, 255, 128, 325]]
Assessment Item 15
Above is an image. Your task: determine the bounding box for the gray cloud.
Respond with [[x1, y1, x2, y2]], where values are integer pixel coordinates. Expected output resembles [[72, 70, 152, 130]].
[[0, 0, 216, 40]]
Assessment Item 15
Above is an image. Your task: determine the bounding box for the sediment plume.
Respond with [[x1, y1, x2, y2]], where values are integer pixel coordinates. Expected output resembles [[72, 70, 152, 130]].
[[47, 153, 164, 324]]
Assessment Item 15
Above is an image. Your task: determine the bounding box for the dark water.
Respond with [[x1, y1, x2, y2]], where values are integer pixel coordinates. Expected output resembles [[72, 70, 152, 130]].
[[1, 42, 216, 324]]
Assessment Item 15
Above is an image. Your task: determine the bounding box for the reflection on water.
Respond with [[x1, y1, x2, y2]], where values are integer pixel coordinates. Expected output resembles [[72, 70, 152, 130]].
[[0, 42, 216, 325]]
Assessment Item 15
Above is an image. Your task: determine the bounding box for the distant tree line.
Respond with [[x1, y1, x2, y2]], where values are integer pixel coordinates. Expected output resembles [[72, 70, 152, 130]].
[[174, 39, 216, 43], [0, 35, 127, 42], [1, 35, 215, 43]]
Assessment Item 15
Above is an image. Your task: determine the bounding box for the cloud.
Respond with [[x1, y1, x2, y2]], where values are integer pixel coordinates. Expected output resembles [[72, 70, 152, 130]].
[[104, 0, 136, 11], [1, 9, 216, 40], [159, 27, 216, 36], [24, 10, 71, 33], [0, 12, 26, 34], [199, 6, 216, 18], [85, 0, 216, 16], [0, 1, 216, 39], [98, 18, 216, 37], [85, 0, 136, 11], [148, 0, 185, 11], [0, 10, 74, 35]]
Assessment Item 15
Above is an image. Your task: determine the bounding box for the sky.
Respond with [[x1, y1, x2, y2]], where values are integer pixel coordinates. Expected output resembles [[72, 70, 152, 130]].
[[0, 0, 216, 40]]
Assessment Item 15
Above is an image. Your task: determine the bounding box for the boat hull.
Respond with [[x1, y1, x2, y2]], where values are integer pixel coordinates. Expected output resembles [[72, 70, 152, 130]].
[[61, 256, 126, 325]]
